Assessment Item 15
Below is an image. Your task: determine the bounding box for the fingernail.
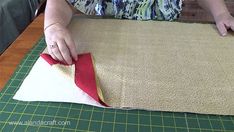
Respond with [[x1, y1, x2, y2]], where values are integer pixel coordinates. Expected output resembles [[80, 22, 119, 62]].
[[222, 33, 227, 36]]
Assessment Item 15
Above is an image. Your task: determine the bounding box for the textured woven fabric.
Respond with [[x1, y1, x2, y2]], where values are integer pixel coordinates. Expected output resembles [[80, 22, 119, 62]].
[[68, 17, 234, 115]]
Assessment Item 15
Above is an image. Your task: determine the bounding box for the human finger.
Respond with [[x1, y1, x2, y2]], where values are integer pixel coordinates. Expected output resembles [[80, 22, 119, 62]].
[[45, 38, 58, 60], [56, 39, 73, 65], [65, 36, 78, 61], [48, 47, 58, 60], [229, 21, 234, 31], [216, 22, 227, 36], [50, 41, 65, 62]]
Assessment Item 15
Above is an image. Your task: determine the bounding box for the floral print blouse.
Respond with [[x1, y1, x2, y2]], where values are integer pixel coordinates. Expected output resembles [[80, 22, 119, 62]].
[[67, 0, 183, 21]]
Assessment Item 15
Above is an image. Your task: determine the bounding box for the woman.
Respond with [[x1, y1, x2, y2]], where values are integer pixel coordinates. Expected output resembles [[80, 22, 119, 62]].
[[44, 0, 234, 64]]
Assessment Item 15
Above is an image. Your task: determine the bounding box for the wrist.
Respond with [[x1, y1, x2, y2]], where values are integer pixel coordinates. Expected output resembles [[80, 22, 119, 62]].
[[211, 5, 230, 21], [44, 22, 65, 32], [214, 11, 231, 22]]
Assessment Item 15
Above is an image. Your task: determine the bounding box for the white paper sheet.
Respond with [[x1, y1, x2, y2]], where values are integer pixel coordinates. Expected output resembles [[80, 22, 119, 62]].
[[13, 56, 103, 107]]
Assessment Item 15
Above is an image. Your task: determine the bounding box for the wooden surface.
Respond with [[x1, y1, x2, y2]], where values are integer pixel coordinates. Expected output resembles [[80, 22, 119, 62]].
[[179, 0, 234, 23], [0, 14, 44, 91]]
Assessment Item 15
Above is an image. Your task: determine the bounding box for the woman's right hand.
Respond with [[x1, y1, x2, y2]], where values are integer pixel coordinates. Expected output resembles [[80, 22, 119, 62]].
[[44, 23, 77, 65]]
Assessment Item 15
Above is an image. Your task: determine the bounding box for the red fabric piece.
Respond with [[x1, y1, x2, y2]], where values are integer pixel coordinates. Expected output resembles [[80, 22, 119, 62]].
[[75, 54, 99, 103], [40, 53, 107, 106]]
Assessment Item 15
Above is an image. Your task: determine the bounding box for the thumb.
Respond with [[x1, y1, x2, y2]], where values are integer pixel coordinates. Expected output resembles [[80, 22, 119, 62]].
[[216, 23, 227, 36]]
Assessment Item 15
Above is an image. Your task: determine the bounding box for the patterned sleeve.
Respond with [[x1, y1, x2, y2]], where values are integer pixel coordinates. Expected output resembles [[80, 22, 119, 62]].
[[113, 0, 183, 21], [66, 0, 100, 15], [69, 0, 183, 21]]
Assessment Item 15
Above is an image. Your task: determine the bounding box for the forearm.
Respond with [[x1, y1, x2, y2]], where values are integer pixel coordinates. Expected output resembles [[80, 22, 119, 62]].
[[197, 0, 230, 21], [44, 0, 73, 29]]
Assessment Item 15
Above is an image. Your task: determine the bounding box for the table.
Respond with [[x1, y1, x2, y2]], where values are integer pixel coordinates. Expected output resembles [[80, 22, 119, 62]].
[[0, 14, 44, 91], [0, 14, 233, 132]]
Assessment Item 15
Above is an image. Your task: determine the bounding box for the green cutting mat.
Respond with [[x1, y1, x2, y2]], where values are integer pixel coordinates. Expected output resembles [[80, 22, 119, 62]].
[[0, 37, 234, 132]]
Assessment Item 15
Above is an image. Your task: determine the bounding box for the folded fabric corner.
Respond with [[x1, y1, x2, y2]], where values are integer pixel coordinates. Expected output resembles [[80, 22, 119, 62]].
[[40, 53, 108, 107]]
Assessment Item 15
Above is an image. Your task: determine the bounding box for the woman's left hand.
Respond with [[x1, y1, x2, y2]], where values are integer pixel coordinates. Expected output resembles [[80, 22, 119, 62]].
[[215, 12, 234, 36]]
